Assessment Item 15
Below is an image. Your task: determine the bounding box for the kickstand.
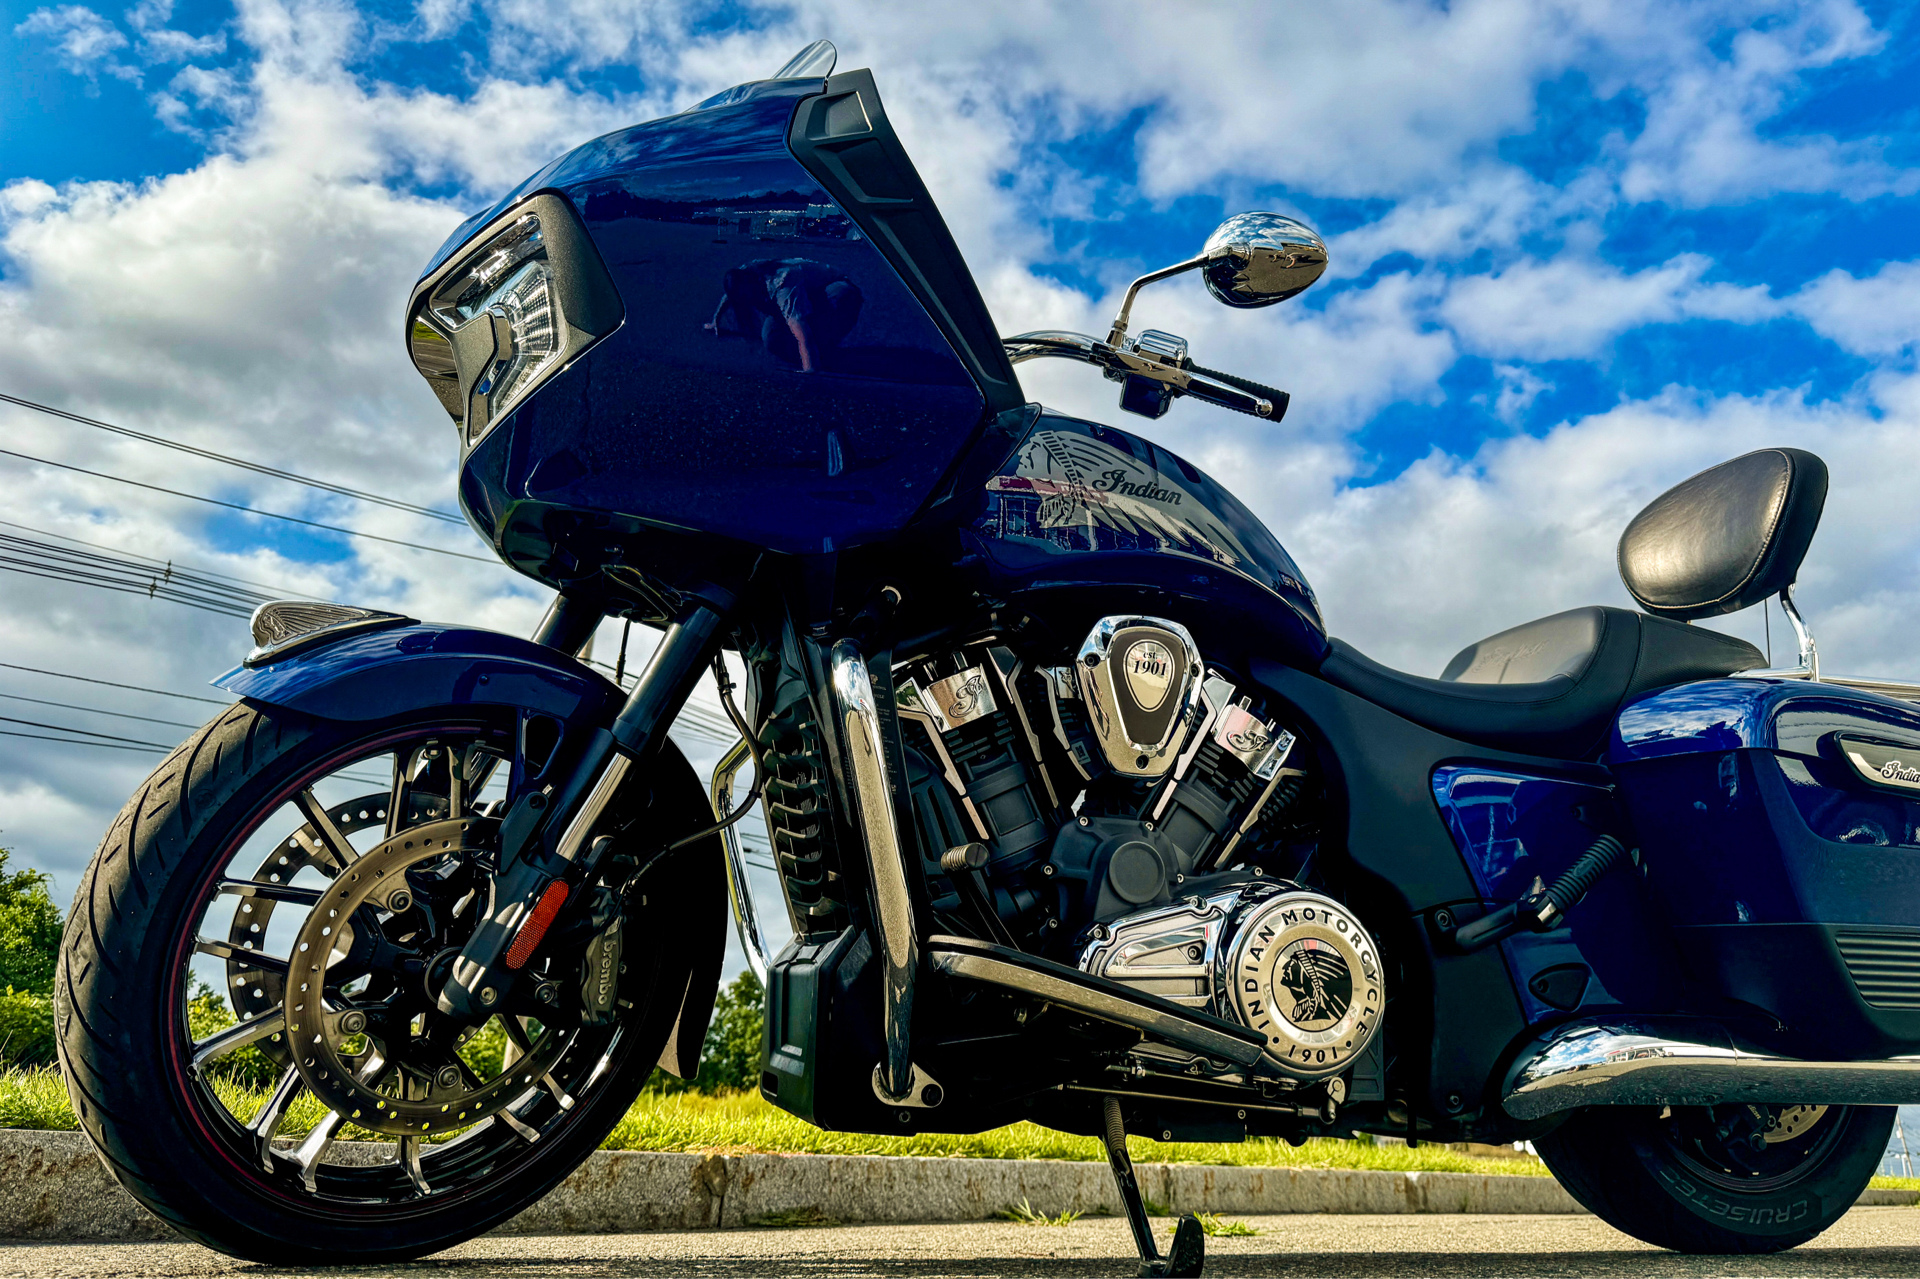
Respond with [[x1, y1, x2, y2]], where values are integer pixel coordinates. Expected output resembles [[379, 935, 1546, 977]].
[[1100, 1095, 1205, 1278]]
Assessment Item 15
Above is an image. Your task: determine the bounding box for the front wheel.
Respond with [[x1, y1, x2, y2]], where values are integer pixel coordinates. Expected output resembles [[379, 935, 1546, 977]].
[[1534, 1102, 1894, 1253], [55, 698, 722, 1263]]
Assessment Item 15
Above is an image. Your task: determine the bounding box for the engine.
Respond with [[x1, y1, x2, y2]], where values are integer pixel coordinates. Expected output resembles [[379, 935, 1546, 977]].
[[894, 614, 1383, 1079]]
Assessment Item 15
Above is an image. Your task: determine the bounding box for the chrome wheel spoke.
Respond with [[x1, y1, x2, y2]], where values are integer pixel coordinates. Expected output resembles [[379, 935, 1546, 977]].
[[501, 1015, 536, 1055], [400, 1135, 431, 1196], [248, 1068, 304, 1172], [542, 1072, 576, 1112], [496, 1103, 540, 1144], [191, 1008, 286, 1072], [218, 879, 324, 906], [398, 1073, 432, 1195], [294, 788, 358, 868], [286, 1052, 387, 1193], [289, 1111, 342, 1194], [195, 939, 288, 973]]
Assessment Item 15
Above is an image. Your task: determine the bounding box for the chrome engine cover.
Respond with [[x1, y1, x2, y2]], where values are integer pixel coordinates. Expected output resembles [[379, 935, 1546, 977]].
[[1075, 615, 1205, 776], [1079, 883, 1383, 1079]]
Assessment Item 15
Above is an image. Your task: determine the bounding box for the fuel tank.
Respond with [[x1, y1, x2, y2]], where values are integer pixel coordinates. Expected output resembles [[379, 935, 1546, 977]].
[[951, 410, 1328, 669]]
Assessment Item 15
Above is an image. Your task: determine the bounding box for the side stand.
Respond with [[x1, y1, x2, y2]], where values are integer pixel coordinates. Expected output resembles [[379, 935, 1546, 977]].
[[1101, 1096, 1205, 1278]]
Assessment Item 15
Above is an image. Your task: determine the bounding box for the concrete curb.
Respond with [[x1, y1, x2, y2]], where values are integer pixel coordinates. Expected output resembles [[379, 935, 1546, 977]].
[[2, 1129, 1913, 1242]]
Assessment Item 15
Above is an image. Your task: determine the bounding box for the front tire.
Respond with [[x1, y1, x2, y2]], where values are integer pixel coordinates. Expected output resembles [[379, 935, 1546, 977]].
[[1535, 1102, 1894, 1253], [55, 699, 719, 1263]]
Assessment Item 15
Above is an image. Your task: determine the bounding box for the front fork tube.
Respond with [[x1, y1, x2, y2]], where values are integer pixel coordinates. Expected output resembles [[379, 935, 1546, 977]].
[[437, 603, 726, 1020], [829, 640, 941, 1109]]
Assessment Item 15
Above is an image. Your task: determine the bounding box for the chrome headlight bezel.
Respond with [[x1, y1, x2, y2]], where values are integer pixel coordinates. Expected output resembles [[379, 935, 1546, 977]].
[[406, 192, 624, 450]]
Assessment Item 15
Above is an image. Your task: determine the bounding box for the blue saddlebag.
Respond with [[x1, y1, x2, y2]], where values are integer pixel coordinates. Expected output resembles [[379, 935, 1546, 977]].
[[1612, 678, 1920, 1057]]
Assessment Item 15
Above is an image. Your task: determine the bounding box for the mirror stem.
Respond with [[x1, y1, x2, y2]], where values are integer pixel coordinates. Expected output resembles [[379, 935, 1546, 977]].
[[1106, 253, 1212, 346]]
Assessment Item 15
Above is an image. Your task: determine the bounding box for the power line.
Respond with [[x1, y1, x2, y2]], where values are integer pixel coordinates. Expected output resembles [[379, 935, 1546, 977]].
[[0, 691, 201, 730], [0, 729, 166, 753], [0, 446, 493, 564], [0, 518, 305, 599], [0, 536, 269, 619], [0, 661, 230, 705], [0, 391, 465, 524], [0, 712, 176, 749]]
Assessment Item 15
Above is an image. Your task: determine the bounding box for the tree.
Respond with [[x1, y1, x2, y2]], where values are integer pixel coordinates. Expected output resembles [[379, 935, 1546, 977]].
[[0, 847, 61, 996], [651, 969, 765, 1094], [0, 847, 61, 1066]]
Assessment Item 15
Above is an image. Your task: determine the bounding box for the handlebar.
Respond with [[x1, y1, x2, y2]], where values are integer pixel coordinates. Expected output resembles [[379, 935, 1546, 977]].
[[1001, 331, 1289, 423], [1186, 364, 1290, 422]]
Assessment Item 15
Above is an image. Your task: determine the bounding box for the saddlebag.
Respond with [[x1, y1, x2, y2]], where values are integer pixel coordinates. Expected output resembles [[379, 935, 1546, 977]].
[[1611, 677, 1920, 1058]]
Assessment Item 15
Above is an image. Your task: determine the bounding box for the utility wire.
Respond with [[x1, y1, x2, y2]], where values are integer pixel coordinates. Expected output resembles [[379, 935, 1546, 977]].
[[0, 446, 492, 563], [0, 391, 464, 524], [0, 661, 230, 704], [0, 518, 305, 599], [0, 729, 166, 753], [0, 691, 201, 730], [0, 531, 276, 606], [0, 712, 176, 749], [0, 549, 264, 619]]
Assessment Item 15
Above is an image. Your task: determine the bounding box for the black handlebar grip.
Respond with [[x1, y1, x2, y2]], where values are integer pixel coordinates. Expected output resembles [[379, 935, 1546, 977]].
[[1188, 364, 1291, 421]]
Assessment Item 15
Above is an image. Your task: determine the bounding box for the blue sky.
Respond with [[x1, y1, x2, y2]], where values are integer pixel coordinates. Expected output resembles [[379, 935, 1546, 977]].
[[2, 0, 1919, 901]]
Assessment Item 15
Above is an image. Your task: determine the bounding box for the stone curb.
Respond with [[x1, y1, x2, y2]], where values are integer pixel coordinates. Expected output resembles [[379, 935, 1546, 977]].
[[2, 1129, 1913, 1243]]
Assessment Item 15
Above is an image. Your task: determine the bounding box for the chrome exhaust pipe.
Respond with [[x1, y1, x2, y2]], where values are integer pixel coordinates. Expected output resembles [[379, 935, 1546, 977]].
[[1504, 1017, 1920, 1121]]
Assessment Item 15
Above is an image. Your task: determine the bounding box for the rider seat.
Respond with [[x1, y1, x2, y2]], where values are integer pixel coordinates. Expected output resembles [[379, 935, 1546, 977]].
[[1315, 448, 1828, 758]]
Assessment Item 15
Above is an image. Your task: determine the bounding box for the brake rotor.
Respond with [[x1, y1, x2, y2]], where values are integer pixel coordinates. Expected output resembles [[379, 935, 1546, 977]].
[[284, 817, 574, 1137]]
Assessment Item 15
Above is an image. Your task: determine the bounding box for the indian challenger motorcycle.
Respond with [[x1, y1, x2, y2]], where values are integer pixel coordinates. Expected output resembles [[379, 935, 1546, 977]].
[[51, 44, 1920, 1274]]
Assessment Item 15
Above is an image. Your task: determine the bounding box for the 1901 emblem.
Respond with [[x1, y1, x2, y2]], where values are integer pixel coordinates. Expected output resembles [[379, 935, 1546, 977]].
[[1123, 639, 1174, 711]]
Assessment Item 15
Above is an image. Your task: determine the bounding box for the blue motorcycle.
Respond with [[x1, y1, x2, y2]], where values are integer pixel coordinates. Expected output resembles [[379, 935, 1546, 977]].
[[55, 43, 1920, 1274]]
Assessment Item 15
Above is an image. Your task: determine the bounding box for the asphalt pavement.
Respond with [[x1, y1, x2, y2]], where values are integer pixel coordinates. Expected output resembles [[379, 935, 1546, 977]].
[[5, 1208, 1920, 1278]]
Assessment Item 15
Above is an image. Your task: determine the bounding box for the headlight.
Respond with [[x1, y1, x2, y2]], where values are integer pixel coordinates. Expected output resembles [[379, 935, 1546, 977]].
[[406, 194, 622, 448]]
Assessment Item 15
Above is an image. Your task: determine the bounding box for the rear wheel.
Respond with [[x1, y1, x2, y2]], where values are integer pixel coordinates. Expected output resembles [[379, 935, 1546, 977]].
[[1535, 1102, 1894, 1253], [55, 699, 719, 1263]]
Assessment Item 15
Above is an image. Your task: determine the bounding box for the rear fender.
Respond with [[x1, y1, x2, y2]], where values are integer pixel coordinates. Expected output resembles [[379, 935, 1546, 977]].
[[214, 620, 729, 1080]]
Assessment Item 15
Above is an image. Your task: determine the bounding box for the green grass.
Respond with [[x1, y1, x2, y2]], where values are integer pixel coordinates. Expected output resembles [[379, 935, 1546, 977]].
[[601, 1087, 1550, 1175], [997, 1197, 1082, 1226], [2, 1065, 1544, 1174], [42, 1067, 1920, 1194]]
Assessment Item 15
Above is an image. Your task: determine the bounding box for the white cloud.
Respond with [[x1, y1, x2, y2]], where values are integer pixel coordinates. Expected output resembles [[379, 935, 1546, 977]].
[[5, 0, 1918, 923], [1790, 261, 1920, 360], [14, 4, 140, 80], [1441, 253, 1777, 360]]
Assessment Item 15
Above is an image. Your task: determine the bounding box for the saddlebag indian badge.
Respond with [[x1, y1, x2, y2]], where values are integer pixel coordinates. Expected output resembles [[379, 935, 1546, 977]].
[[1837, 734, 1920, 793]]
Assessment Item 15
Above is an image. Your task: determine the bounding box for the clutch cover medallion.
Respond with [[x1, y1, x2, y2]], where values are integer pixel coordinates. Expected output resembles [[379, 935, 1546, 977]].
[[1225, 889, 1383, 1077]]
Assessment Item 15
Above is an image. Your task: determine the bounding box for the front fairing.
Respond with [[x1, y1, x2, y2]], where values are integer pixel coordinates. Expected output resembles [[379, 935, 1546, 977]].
[[426, 72, 1020, 567]]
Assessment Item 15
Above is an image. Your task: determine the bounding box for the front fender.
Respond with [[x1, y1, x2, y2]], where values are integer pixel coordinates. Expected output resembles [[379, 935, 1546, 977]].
[[214, 621, 624, 723], [215, 620, 729, 1076]]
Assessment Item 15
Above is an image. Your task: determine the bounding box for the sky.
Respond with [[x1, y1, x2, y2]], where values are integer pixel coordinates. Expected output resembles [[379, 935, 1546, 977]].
[[2, 0, 1919, 963]]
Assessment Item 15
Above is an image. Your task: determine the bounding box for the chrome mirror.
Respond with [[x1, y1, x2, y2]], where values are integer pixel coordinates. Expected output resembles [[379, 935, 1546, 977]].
[[1200, 213, 1328, 308], [1106, 211, 1326, 345]]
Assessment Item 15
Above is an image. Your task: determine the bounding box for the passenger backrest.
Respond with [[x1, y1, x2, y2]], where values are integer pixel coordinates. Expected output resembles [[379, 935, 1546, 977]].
[[1618, 448, 1827, 621]]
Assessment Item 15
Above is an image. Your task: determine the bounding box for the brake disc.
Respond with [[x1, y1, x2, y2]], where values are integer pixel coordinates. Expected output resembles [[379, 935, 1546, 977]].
[[284, 817, 574, 1137]]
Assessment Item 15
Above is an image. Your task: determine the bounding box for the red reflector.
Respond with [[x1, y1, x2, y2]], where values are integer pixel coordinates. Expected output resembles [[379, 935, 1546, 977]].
[[504, 880, 571, 970]]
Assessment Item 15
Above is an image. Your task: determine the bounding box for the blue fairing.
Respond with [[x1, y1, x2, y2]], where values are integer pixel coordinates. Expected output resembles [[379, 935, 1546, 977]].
[[1430, 766, 1674, 1024], [214, 623, 623, 723], [434, 78, 993, 557]]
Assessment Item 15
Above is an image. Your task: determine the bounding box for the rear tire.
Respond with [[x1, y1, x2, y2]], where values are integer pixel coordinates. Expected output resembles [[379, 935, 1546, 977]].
[[1535, 1102, 1893, 1253], [55, 699, 720, 1263]]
